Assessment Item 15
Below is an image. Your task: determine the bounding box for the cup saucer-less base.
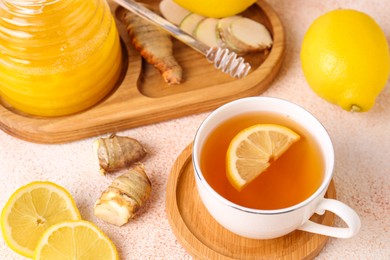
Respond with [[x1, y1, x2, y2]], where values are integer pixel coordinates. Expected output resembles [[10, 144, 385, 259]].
[[166, 143, 336, 259]]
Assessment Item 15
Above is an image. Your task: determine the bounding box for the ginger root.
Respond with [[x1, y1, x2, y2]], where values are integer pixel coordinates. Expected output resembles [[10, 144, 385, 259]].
[[94, 134, 147, 175], [94, 163, 151, 226], [117, 7, 183, 85]]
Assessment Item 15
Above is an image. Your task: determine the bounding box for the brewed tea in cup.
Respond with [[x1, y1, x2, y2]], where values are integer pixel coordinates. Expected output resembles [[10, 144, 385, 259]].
[[193, 97, 361, 239]]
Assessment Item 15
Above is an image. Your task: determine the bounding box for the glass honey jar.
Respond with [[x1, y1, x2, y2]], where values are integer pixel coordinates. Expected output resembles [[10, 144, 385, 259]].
[[0, 0, 122, 116]]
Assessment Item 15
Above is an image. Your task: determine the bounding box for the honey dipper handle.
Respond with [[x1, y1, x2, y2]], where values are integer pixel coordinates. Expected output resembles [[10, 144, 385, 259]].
[[112, 0, 210, 54]]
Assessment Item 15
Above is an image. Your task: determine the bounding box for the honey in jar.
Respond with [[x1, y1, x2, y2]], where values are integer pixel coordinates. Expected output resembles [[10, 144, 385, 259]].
[[0, 0, 122, 116]]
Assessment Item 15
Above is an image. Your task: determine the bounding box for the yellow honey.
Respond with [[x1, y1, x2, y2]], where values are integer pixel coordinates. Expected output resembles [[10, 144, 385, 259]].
[[0, 0, 122, 116]]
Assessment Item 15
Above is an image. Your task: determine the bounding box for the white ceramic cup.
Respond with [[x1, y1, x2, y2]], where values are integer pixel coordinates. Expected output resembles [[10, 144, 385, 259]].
[[192, 97, 361, 239]]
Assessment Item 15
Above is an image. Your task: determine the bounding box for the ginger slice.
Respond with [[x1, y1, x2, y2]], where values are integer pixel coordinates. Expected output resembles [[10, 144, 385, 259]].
[[94, 134, 147, 175], [94, 163, 151, 226]]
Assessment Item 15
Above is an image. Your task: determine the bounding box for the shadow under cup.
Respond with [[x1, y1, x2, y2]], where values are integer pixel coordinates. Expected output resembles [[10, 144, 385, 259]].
[[192, 97, 360, 239]]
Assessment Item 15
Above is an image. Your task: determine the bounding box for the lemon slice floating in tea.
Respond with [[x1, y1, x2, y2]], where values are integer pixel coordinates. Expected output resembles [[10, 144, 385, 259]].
[[34, 220, 119, 260], [1, 181, 81, 257], [226, 124, 300, 191]]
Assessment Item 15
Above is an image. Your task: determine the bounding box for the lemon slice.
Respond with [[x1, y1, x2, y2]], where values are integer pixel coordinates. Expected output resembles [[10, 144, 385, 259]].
[[1, 181, 81, 257], [34, 220, 119, 260], [226, 124, 300, 191]]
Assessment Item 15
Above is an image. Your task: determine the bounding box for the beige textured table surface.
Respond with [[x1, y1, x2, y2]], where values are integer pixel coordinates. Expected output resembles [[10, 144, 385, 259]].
[[1, 0, 390, 259]]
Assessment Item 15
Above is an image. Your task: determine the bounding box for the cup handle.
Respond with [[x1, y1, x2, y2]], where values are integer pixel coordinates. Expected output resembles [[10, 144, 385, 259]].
[[298, 198, 361, 238]]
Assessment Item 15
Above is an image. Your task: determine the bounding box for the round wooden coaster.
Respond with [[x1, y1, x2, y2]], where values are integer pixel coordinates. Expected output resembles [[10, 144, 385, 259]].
[[166, 143, 336, 260]]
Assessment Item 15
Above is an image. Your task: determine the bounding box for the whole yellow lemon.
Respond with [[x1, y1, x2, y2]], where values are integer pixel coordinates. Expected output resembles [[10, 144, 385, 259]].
[[300, 9, 390, 112], [173, 0, 256, 18]]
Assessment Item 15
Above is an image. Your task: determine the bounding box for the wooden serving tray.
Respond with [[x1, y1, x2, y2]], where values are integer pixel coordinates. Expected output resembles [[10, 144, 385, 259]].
[[166, 143, 336, 260], [0, 0, 284, 144]]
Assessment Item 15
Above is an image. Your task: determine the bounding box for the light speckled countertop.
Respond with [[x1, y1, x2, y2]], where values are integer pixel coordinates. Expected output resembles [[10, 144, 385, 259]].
[[1, 0, 389, 259]]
